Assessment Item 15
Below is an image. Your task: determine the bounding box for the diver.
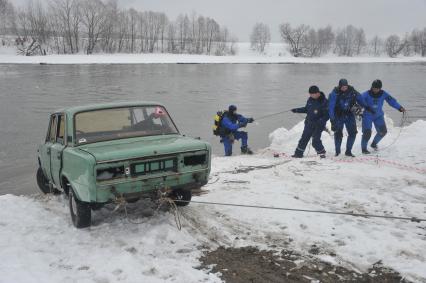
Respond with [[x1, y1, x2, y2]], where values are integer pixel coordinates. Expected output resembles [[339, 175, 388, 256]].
[[328, 79, 366, 157], [218, 105, 254, 156], [360, 79, 406, 154]]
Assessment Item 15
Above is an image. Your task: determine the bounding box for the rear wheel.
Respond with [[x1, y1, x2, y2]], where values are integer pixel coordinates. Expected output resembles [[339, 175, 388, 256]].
[[69, 189, 91, 228], [36, 167, 50, 194], [170, 189, 192, 207]]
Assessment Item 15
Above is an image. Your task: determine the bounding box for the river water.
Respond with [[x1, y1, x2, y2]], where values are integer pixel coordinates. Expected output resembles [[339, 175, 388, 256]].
[[1, 63, 425, 195]]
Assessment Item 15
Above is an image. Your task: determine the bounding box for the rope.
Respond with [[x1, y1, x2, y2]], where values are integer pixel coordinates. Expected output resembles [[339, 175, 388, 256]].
[[408, 116, 426, 119], [115, 194, 183, 229], [255, 109, 292, 121], [375, 111, 407, 152], [156, 196, 182, 230], [182, 200, 426, 223]]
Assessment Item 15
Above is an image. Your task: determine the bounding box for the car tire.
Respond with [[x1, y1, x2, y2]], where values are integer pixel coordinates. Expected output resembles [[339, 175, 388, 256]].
[[36, 167, 50, 194], [69, 189, 91, 228], [171, 189, 192, 207]]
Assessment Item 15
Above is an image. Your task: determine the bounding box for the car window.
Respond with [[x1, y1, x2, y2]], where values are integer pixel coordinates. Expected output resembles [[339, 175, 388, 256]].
[[56, 114, 65, 144], [47, 115, 57, 143], [74, 106, 178, 144]]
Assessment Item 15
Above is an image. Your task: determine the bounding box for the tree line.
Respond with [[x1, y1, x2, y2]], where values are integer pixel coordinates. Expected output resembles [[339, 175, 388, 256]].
[[251, 23, 426, 58], [0, 0, 237, 56]]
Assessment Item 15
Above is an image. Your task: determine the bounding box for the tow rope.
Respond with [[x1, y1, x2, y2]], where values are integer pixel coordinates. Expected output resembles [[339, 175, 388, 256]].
[[181, 200, 426, 223]]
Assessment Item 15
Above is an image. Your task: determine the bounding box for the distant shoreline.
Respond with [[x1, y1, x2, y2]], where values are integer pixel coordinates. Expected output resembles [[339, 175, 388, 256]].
[[1, 42, 426, 65], [1, 53, 425, 65]]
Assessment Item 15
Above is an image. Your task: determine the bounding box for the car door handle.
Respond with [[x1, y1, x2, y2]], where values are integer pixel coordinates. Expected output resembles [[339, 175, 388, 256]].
[[56, 152, 61, 159], [47, 148, 51, 155]]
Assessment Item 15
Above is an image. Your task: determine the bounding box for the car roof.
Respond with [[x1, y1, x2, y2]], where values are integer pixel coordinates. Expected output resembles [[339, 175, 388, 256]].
[[54, 101, 165, 115]]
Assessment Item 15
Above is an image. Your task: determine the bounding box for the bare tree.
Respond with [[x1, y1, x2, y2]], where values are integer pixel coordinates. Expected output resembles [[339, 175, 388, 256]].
[[385, 34, 406, 57], [368, 35, 383, 56], [279, 23, 310, 57], [101, 0, 118, 53], [0, 0, 15, 40], [317, 25, 334, 55], [354, 28, 366, 55], [250, 22, 270, 53], [49, 0, 81, 54], [167, 21, 177, 53], [335, 25, 360, 56], [19, 1, 50, 55], [158, 12, 168, 53], [410, 28, 426, 56], [80, 0, 107, 54], [303, 28, 319, 57], [116, 10, 128, 52], [3, 0, 235, 56], [205, 17, 219, 55]]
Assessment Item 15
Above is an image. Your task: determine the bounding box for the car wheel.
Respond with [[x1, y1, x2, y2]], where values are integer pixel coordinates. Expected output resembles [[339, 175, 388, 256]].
[[69, 189, 91, 228], [170, 189, 192, 207], [36, 167, 50, 194]]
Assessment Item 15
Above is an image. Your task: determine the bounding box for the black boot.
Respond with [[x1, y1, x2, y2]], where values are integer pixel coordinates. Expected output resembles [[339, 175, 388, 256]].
[[241, 146, 253, 155], [318, 150, 326, 159], [345, 151, 355, 157], [371, 143, 378, 151], [292, 148, 303, 158], [362, 149, 371, 154]]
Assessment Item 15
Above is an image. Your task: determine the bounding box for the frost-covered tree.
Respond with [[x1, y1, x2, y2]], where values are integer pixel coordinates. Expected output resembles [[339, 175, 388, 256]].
[[410, 28, 426, 56], [385, 34, 406, 57], [368, 35, 383, 56], [279, 22, 310, 57], [317, 25, 334, 55], [335, 25, 363, 56], [250, 22, 270, 53], [354, 28, 366, 55]]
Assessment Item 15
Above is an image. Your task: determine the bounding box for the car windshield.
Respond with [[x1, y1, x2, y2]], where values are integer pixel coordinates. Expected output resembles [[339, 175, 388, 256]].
[[74, 106, 178, 144]]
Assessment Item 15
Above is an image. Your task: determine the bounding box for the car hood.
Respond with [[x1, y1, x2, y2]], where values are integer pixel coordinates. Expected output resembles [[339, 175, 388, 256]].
[[77, 135, 208, 163]]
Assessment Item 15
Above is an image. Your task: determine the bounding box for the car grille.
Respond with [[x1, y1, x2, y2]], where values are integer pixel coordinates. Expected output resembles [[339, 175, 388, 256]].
[[130, 157, 178, 176]]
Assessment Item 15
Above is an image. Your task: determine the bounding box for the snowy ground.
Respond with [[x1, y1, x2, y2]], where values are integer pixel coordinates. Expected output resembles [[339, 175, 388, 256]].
[[1, 43, 426, 64], [0, 118, 425, 282]]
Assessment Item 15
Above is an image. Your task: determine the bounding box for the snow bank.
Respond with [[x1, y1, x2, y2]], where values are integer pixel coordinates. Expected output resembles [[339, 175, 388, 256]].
[[1, 43, 426, 64], [0, 195, 221, 283], [201, 118, 426, 282], [1, 118, 425, 282]]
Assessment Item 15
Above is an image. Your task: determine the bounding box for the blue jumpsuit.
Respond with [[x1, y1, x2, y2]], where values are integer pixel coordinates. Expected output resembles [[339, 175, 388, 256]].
[[328, 86, 365, 155], [293, 92, 329, 156], [220, 113, 249, 156], [360, 90, 402, 150]]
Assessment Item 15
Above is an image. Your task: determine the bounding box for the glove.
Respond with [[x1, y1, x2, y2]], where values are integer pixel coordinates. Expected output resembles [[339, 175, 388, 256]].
[[291, 108, 297, 113], [330, 120, 337, 132], [399, 107, 406, 113], [239, 122, 247, 128], [365, 106, 376, 115], [247, 118, 254, 123]]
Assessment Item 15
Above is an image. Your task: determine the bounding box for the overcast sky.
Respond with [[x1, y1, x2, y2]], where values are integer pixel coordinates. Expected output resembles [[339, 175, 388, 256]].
[[119, 0, 426, 41]]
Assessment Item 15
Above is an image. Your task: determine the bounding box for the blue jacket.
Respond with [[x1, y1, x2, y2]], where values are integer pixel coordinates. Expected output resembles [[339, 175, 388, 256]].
[[221, 112, 248, 133], [361, 90, 402, 119], [293, 92, 329, 125], [328, 86, 365, 121]]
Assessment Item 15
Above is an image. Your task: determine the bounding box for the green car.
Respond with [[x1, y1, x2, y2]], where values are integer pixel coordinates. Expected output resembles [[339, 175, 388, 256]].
[[37, 102, 211, 228]]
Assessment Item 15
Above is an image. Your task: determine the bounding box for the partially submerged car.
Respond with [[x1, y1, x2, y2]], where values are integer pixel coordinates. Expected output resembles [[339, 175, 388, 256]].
[[37, 102, 211, 228]]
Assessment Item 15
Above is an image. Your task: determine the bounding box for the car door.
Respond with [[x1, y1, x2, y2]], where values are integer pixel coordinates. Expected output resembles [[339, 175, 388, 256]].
[[50, 113, 66, 188], [40, 114, 57, 182]]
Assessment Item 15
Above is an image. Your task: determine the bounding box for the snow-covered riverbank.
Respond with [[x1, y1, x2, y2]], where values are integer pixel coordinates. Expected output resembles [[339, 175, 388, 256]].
[[1, 43, 426, 64], [1, 119, 425, 282]]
